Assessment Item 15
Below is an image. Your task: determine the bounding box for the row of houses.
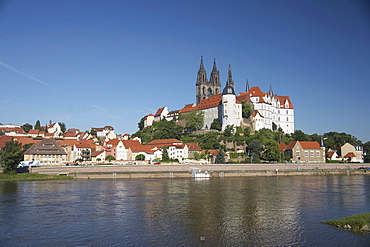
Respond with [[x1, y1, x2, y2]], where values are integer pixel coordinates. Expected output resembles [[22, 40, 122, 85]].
[[279, 141, 364, 163]]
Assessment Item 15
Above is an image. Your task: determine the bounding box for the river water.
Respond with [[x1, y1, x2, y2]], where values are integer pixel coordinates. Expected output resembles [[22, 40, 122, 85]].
[[1, 175, 370, 246]]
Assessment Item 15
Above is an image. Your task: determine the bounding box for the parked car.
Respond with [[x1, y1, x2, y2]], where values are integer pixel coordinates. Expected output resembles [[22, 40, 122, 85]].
[[154, 162, 161, 165]]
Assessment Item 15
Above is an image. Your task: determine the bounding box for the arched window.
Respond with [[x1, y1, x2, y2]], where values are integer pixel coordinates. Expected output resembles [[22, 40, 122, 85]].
[[208, 88, 212, 97]]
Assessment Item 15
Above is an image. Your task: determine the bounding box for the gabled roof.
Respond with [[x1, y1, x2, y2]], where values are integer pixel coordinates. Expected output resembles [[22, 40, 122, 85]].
[[185, 142, 202, 151], [327, 151, 336, 158], [279, 142, 287, 151], [247, 86, 265, 97], [344, 152, 356, 158], [24, 139, 67, 155], [236, 92, 251, 102], [252, 110, 264, 118], [92, 150, 104, 157], [155, 107, 166, 117], [276, 95, 294, 109], [286, 141, 321, 150]]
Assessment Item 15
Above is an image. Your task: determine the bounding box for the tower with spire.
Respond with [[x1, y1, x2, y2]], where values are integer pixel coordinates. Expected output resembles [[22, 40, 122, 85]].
[[221, 64, 242, 131], [196, 57, 221, 105]]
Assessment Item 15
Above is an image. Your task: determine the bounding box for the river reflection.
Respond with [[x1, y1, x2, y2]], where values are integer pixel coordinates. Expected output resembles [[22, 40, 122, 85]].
[[1, 175, 370, 246]]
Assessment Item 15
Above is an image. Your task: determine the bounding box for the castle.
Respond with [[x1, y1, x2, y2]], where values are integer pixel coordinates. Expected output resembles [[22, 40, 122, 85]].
[[144, 57, 294, 134]]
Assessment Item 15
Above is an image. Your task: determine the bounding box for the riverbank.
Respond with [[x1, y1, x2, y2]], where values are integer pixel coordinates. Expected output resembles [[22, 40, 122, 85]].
[[29, 163, 369, 179], [0, 173, 73, 182]]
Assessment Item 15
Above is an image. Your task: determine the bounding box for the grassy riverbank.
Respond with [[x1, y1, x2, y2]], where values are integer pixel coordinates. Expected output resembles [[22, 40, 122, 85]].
[[321, 213, 370, 233], [0, 173, 73, 182]]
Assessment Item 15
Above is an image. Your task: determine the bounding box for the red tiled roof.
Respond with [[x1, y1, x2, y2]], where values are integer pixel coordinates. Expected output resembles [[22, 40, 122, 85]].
[[344, 152, 356, 158], [0, 136, 13, 148], [92, 150, 104, 157], [237, 93, 251, 102], [327, 151, 335, 158], [252, 110, 263, 118], [247, 86, 264, 97], [155, 107, 165, 117], [276, 95, 294, 109], [185, 142, 202, 151], [286, 141, 321, 150], [279, 142, 287, 151]]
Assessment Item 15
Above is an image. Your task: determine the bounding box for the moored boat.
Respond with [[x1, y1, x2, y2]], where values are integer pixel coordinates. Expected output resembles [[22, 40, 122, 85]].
[[192, 169, 211, 178]]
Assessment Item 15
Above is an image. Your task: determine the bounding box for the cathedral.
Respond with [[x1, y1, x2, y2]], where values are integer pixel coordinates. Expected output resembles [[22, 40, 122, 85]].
[[144, 57, 295, 134]]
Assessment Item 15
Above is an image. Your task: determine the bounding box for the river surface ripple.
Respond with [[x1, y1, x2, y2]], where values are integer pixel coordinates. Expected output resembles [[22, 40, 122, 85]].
[[1, 175, 370, 246]]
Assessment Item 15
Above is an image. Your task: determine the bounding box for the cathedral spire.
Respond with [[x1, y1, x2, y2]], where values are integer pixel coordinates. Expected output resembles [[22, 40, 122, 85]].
[[269, 84, 274, 96], [226, 64, 235, 89], [246, 79, 250, 93], [196, 56, 207, 86], [209, 58, 220, 86]]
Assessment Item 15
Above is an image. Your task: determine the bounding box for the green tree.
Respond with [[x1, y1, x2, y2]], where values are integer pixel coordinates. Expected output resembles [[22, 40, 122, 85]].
[[34, 120, 41, 130], [247, 139, 264, 162], [138, 116, 145, 130], [293, 130, 309, 141], [132, 120, 184, 144], [162, 146, 170, 161], [198, 132, 220, 150], [0, 141, 23, 173], [21, 123, 33, 133], [210, 118, 222, 131], [323, 131, 362, 148], [241, 100, 253, 118], [106, 155, 115, 162], [89, 129, 97, 136], [58, 122, 66, 133], [180, 111, 204, 132], [23, 143, 34, 152], [261, 139, 280, 162], [215, 148, 225, 164], [224, 125, 234, 137], [135, 154, 145, 161]]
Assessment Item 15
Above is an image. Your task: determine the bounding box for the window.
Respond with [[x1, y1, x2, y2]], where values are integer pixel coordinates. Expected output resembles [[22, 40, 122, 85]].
[[316, 151, 320, 157], [310, 151, 314, 157], [296, 151, 300, 157], [305, 151, 308, 157]]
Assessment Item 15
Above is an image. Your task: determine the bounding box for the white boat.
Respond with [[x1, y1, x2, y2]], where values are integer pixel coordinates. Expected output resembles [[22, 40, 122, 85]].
[[192, 169, 211, 178]]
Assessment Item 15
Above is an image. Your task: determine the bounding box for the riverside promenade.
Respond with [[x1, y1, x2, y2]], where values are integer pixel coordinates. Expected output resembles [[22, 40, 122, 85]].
[[30, 163, 369, 179]]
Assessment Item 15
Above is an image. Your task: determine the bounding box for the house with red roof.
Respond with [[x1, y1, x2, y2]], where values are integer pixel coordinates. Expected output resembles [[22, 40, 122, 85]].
[[47, 122, 62, 137], [91, 126, 115, 138], [0, 125, 26, 136], [341, 143, 364, 163], [284, 141, 325, 163], [146, 139, 189, 160]]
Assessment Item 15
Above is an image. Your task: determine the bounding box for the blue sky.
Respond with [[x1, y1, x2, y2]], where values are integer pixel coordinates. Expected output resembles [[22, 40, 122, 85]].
[[1, 0, 369, 142]]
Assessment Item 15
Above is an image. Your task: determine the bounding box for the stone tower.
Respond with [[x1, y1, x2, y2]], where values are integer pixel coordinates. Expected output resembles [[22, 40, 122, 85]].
[[196, 57, 221, 105], [221, 64, 241, 131]]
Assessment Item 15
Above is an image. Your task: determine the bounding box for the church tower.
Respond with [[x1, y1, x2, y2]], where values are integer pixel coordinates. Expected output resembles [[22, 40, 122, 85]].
[[196, 57, 221, 105], [221, 64, 242, 131]]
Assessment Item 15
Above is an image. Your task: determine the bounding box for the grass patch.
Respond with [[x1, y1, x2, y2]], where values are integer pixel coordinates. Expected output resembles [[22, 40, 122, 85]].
[[321, 213, 370, 233], [0, 173, 73, 182]]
